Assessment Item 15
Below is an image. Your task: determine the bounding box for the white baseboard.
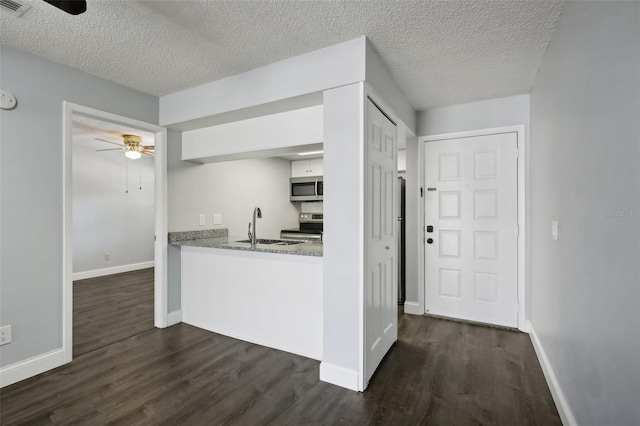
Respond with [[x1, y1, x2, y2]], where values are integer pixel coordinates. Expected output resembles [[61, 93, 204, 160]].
[[73, 261, 155, 281], [0, 348, 66, 388], [527, 320, 577, 426], [403, 301, 424, 315], [319, 362, 361, 391], [167, 310, 182, 326]]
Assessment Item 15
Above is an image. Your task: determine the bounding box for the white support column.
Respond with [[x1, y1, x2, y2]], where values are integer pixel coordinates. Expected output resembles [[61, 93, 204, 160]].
[[320, 82, 366, 391]]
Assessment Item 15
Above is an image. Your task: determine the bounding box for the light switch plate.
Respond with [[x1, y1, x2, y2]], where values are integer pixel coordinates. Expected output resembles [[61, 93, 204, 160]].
[[199, 214, 206, 226], [213, 214, 222, 225], [551, 220, 559, 241]]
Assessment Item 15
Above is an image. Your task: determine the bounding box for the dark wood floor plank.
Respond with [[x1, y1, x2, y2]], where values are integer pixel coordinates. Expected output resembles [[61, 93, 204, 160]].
[[73, 268, 155, 356], [1, 286, 561, 426]]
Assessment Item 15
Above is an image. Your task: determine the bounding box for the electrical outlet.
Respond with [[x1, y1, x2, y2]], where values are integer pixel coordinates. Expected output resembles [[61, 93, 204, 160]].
[[213, 213, 222, 225], [104, 252, 111, 261], [0, 325, 12, 345], [551, 220, 559, 241]]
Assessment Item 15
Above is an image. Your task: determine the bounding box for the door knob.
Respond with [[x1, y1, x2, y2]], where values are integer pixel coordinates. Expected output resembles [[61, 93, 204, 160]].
[[426, 238, 433, 244]]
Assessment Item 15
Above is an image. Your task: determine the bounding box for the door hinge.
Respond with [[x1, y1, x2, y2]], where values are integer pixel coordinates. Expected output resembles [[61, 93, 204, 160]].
[[516, 225, 520, 236]]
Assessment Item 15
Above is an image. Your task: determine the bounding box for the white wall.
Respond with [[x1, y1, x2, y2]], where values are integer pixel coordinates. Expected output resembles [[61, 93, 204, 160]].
[[529, 2, 639, 425], [397, 149, 406, 172], [0, 46, 158, 368], [417, 94, 530, 137], [320, 82, 365, 390], [403, 135, 423, 314], [168, 153, 299, 239], [72, 146, 155, 275], [409, 94, 531, 314]]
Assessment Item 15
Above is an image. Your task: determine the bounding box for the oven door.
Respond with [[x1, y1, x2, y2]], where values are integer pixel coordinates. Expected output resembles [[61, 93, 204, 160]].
[[290, 176, 323, 201]]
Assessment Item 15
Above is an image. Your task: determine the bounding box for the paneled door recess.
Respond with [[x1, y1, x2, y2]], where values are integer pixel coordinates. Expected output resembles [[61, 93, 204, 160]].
[[365, 98, 398, 385], [424, 132, 518, 327]]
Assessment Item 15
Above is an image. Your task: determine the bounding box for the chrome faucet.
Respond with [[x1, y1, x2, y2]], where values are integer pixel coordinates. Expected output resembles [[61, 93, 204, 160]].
[[247, 206, 262, 247]]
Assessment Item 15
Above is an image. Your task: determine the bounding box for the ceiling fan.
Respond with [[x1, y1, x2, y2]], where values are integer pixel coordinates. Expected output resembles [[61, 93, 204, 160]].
[[41, 0, 86, 15], [95, 135, 154, 160]]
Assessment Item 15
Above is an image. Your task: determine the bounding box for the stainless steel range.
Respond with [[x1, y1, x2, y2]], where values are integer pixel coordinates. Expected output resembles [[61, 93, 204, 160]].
[[280, 213, 323, 241]]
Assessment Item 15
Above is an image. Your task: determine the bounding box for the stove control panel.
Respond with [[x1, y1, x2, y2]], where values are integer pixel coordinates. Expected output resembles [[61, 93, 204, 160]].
[[300, 213, 323, 223]]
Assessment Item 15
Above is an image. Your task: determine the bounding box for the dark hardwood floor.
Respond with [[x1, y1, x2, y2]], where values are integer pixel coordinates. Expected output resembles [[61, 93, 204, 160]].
[[73, 268, 155, 356], [1, 292, 560, 425]]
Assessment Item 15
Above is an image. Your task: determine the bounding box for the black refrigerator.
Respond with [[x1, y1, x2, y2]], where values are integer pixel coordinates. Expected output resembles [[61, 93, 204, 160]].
[[397, 177, 406, 304]]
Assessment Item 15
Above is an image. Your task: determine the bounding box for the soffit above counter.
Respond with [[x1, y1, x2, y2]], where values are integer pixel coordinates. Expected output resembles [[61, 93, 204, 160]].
[[182, 105, 323, 163]]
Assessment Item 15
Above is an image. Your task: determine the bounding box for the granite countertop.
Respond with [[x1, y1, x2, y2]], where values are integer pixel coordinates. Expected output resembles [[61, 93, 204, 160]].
[[168, 229, 322, 257]]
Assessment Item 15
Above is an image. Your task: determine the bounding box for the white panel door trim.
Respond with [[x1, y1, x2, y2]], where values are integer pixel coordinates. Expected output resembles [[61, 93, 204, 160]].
[[421, 125, 526, 331], [63, 102, 169, 366]]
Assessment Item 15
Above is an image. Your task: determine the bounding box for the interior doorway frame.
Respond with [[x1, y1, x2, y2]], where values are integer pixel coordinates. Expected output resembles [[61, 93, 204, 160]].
[[420, 125, 527, 331], [62, 102, 168, 363]]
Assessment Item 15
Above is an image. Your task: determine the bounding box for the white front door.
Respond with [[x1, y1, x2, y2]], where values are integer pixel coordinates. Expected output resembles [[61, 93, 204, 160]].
[[365, 98, 398, 384], [424, 132, 518, 327]]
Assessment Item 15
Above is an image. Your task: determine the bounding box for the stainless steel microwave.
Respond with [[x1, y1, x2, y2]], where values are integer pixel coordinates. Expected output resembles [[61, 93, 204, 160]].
[[290, 176, 323, 202]]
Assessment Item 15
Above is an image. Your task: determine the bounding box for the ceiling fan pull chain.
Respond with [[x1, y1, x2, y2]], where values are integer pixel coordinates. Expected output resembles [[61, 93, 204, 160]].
[[125, 157, 129, 194], [139, 160, 142, 190]]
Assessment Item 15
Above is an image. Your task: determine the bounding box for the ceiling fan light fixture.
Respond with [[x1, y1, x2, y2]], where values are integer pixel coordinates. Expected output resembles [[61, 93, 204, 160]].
[[125, 149, 141, 160], [123, 135, 142, 159]]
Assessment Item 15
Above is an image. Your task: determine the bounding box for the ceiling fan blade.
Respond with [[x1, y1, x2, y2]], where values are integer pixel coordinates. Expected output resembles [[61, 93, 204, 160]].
[[96, 148, 123, 152], [95, 137, 125, 147], [142, 152, 155, 157], [42, 0, 86, 15]]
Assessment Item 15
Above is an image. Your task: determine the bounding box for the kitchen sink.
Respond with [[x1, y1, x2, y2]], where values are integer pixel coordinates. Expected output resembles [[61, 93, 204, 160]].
[[235, 239, 304, 245]]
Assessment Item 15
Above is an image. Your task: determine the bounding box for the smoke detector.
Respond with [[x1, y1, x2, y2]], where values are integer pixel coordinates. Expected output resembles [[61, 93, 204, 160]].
[[0, 0, 32, 17]]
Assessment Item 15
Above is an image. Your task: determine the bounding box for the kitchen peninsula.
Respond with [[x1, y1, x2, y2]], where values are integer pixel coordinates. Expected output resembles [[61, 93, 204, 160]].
[[170, 229, 323, 360]]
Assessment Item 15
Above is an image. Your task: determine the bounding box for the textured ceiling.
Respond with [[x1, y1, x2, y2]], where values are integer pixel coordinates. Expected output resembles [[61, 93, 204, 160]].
[[1, 0, 563, 110]]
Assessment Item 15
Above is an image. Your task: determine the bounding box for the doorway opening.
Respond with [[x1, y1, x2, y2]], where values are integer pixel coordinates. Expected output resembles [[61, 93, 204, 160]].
[[71, 115, 156, 355], [62, 102, 168, 363]]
